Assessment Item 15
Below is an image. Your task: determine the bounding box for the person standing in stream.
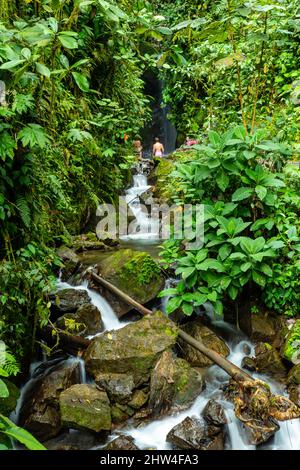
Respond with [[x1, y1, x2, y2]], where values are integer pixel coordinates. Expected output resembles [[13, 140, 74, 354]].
[[153, 137, 165, 158]]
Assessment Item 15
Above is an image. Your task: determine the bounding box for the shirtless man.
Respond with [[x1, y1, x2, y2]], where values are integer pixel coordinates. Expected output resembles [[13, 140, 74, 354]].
[[153, 137, 164, 158]]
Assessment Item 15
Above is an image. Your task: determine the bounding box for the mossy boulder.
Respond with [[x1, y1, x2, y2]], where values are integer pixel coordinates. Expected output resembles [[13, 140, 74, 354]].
[[255, 343, 287, 378], [95, 373, 135, 403], [178, 320, 230, 367], [0, 379, 20, 415], [70, 233, 114, 253], [19, 362, 80, 441], [153, 158, 176, 203], [287, 364, 300, 385], [149, 350, 204, 416], [56, 303, 104, 337], [59, 384, 111, 433], [50, 289, 90, 316], [84, 311, 178, 386], [281, 320, 300, 364], [166, 416, 224, 450], [95, 249, 165, 318]]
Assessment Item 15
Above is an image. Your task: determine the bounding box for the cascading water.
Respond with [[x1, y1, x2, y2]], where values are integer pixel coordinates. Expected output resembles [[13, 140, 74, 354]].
[[120, 169, 160, 244]]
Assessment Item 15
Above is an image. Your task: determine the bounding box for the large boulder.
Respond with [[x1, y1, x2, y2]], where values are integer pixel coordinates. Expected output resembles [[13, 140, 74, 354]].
[[95, 373, 135, 403], [105, 435, 139, 450], [50, 289, 90, 316], [281, 320, 300, 364], [166, 416, 224, 450], [178, 320, 230, 367], [149, 350, 204, 416], [56, 303, 104, 337], [202, 400, 227, 427], [254, 343, 287, 378], [287, 364, 300, 385], [240, 312, 277, 343], [84, 311, 178, 386], [59, 384, 111, 433], [94, 249, 165, 318], [19, 361, 80, 441]]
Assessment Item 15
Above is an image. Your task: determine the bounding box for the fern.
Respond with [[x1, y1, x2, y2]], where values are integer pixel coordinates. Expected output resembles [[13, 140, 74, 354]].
[[0, 346, 20, 377], [16, 196, 31, 228]]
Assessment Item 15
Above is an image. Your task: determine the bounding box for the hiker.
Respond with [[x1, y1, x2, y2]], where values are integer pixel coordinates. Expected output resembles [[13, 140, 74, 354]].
[[133, 137, 143, 160], [153, 137, 164, 158]]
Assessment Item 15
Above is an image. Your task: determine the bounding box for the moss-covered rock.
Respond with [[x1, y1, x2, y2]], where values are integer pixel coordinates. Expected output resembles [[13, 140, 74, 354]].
[[19, 362, 81, 441], [95, 249, 165, 318], [153, 158, 176, 203], [60, 384, 111, 433], [178, 320, 230, 367], [56, 303, 104, 337], [281, 320, 300, 364], [70, 233, 114, 253], [287, 364, 300, 385], [95, 373, 135, 403], [111, 403, 134, 424], [255, 343, 287, 378], [149, 350, 204, 416], [84, 311, 178, 386], [50, 289, 90, 316], [0, 379, 20, 415]]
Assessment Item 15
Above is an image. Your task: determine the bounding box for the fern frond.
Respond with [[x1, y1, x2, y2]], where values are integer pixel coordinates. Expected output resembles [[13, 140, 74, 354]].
[[16, 196, 31, 228]]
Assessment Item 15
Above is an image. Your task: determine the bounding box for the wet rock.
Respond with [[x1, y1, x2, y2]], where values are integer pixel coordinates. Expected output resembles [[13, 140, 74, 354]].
[[57, 247, 81, 283], [50, 289, 90, 315], [95, 249, 165, 318], [0, 379, 20, 415], [111, 403, 135, 424], [244, 420, 280, 446], [44, 430, 103, 450], [70, 233, 113, 253], [249, 315, 276, 343], [241, 356, 257, 372], [95, 373, 135, 403], [178, 320, 230, 367], [127, 390, 148, 410], [287, 364, 300, 385], [255, 343, 287, 378], [149, 350, 204, 417], [59, 384, 111, 433], [166, 416, 224, 450], [105, 435, 139, 450], [56, 303, 103, 337], [281, 320, 300, 364], [19, 361, 80, 441], [84, 311, 178, 386], [288, 384, 300, 406], [202, 400, 227, 427]]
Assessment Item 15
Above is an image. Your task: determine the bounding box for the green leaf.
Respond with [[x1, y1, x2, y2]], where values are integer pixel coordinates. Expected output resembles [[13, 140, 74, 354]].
[[228, 285, 239, 300], [252, 270, 266, 287], [72, 72, 90, 92], [0, 131, 17, 161], [208, 130, 221, 147], [193, 292, 208, 306], [240, 262, 252, 272], [0, 415, 46, 450], [219, 244, 232, 261], [0, 59, 26, 70], [260, 263, 272, 277], [58, 33, 78, 49], [18, 124, 50, 149], [216, 171, 229, 192], [214, 301, 223, 316], [182, 302, 194, 316], [35, 63, 51, 78], [255, 185, 267, 200], [157, 288, 178, 298], [166, 296, 182, 314], [232, 187, 253, 201], [0, 379, 9, 398]]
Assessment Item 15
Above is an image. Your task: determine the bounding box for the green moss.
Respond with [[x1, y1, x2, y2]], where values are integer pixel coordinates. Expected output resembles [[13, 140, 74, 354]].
[[282, 320, 300, 363], [120, 252, 161, 287]]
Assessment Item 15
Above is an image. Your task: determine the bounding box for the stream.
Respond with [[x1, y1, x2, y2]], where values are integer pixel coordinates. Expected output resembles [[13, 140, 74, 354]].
[[13, 164, 300, 451]]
